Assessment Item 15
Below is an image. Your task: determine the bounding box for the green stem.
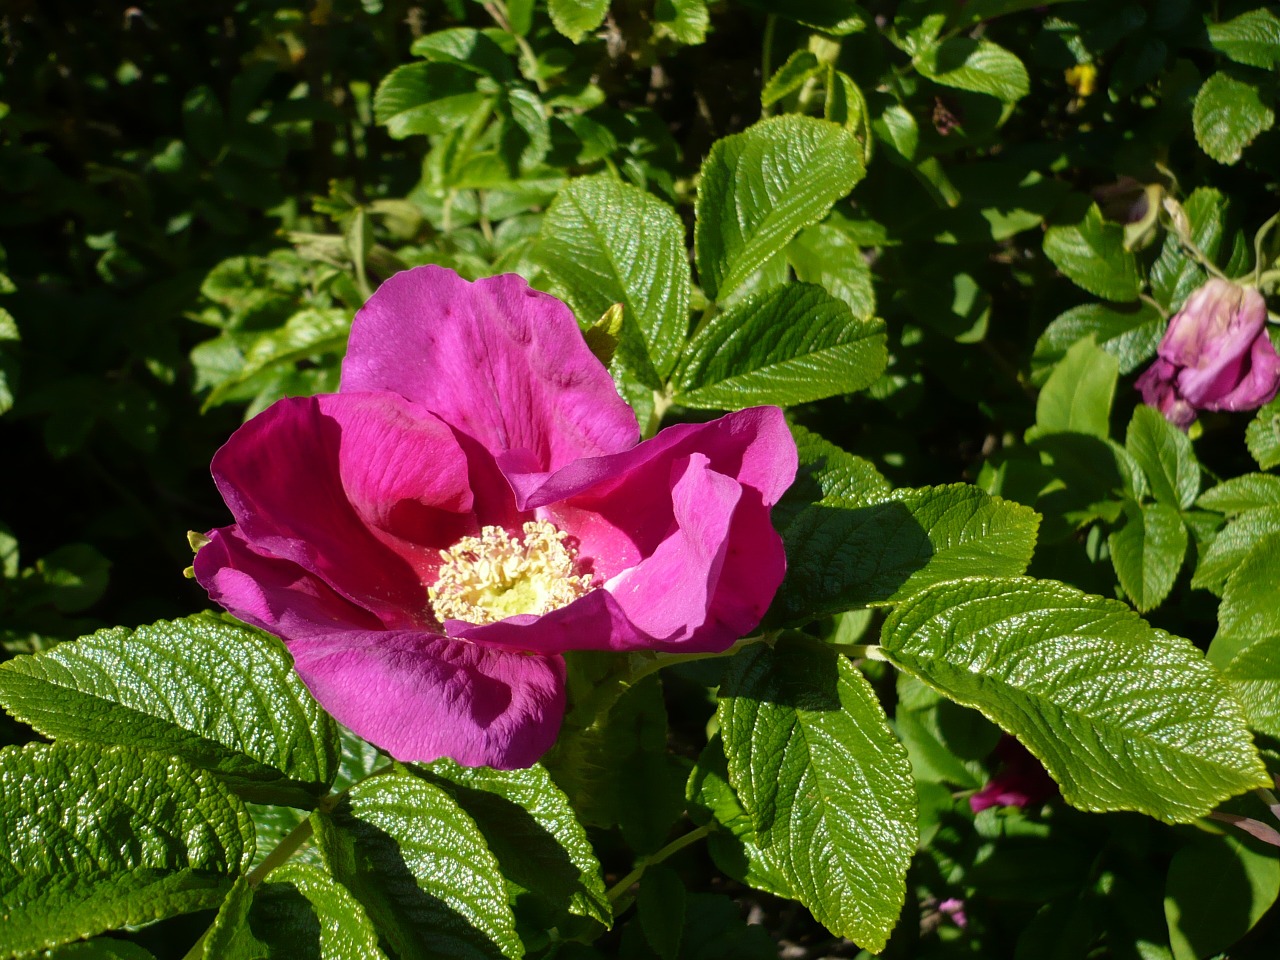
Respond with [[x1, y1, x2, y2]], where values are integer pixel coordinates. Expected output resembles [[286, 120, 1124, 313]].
[[760, 15, 777, 118], [606, 823, 715, 904], [642, 387, 673, 440], [1252, 210, 1280, 285], [246, 816, 315, 887], [844, 643, 890, 662]]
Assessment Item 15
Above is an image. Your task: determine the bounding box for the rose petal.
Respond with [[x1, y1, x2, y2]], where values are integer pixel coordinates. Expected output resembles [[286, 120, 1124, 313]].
[[1206, 328, 1280, 412], [287, 628, 565, 769], [342, 266, 640, 470], [211, 392, 478, 624], [194, 525, 384, 637]]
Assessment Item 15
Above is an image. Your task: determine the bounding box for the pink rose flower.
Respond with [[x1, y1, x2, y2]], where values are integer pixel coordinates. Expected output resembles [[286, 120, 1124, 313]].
[[969, 735, 1058, 813], [1135, 278, 1280, 428], [194, 266, 797, 769]]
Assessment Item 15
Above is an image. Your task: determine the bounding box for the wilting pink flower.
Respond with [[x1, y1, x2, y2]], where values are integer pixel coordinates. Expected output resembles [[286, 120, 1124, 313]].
[[194, 266, 797, 769], [969, 735, 1058, 813], [1136, 278, 1280, 428], [936, 898, 968, 929]]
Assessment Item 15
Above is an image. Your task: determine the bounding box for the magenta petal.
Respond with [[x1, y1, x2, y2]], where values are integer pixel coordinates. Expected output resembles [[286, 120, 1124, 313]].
[[1136, 358, 1196, 429], [1207, 329, 1280, 411], [342, 266, 640, 471], [211, 392, 476, 624], [287, 628, 565, 769], [194, 525, 384, 637], [446, 588, 649, 654]]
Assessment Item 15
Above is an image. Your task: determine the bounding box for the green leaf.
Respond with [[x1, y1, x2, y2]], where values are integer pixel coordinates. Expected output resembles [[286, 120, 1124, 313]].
[[548, 0, 610, 42], [1149, 188, 1229, 312], [1198, 474, 1280, 515], [0, 742, 254, 957], [1125, 405, 1200, 509], [1193, 71, 1276, 165], [1191, 506, 1280, 595], [314, 770, 521, 960], [673, 283, 886, 409], [1108, 501, 1189, 613], [761, 51, 821, 107], [1211, 533, 1280, 667], [1031, 302, 1163, 385], [374, 62, 490, 139], [915, 38, 1030, 103], [0, 615, 338, 807], [41, 941, 156, 959], [210, 864, 389, 960], [777, 484, 1040, 621], [695, 116, 864, 302], [786, 224, 875, 318], [637, 865, 685, 960], [685, 736, 793, 898], [1165, 833, 1280, 960], [418, 759, 611, 927], [1043, 203, 1142, 302], [410, 28, 515, 80], [205, 308, 351, 409], [1219, 635, 1280, 740], [654, 0, 709, 45], [776, 424, 891, 528], [880, 577, 1270, 823], [1246, 396, 1280, 469], [1030, 336, 1119, 440], [1207, 9, 1280, 70], [718, 638, 916, 952], [536, 175, 690, 385]]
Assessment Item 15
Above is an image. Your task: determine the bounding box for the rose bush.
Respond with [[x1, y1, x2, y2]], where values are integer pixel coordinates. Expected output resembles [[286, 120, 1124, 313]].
[[193, 265, 797, 769], [1135, 277, 1280, 428]]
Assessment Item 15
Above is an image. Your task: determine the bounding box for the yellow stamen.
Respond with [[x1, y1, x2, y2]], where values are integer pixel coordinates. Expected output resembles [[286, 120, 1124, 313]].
[[428, 520, 593, 625]]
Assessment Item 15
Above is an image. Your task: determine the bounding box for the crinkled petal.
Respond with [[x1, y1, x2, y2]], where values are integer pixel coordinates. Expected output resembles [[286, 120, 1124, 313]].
[[211, 392, 478, 625], [513, 407, 797, 576], [445, 588, 649, 655], [342, 266, 640, 470], [287, 628, 565, 769], [1136, 358, 1196, 429], [194, 525, 384, 637], [1204, 329, 1280, 412]]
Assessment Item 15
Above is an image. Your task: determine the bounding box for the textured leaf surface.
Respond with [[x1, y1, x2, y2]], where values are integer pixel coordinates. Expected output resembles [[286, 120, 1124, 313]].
[[1247, 397, 1280, 469], [314, 770, 521, 960], [537, 175, 690, 385], [674, 283, 886, 408], [1108, 502, 1188, 613], [777, 484, 1039, 622], [915, 38, 1029, 102], [547, 0, 609, 42], [1126, 405, 1199, 509], [1043, 204, 1141, 301], [1031, 301, 1163, 383], [1193, 71, 1275, 165], [1192, 507, 1280, 595], [881, 578, 1269, 823], [1149, 188, 1230, 311], [0, 615, 338, 806], [419, 759, 610, 926], [374, 63, 488, 139], [695, 116, 863, 302], [1220, 635, 1280, 741], [1207, 9, 1280, 68], [1212, 533, 1280, 668], [0, 742, 254, 957], [1198, 474, 1280, 515], [718, 639, 917, 952], [786, 224, 875, 318], [209, 864, 389, 960]]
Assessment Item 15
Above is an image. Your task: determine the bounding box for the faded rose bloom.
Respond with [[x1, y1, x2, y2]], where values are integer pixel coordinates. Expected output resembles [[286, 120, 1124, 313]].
[[194, 266, 797, 769], [969, 735, 1058, 813], [1136, 278, 1280, 428]]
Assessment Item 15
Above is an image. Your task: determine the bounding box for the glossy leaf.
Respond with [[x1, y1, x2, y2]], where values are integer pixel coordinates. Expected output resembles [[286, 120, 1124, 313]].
[[1043, 203, 1142, 302], [1207, 10, 1280, 71], [537, 175, 690, 385], [881, 577, 1270, 823], [1246, 396, 1280, 470], [915, 38, 1029, 103], [1219, 635, 1280, 741], [718, 638, 917, 952], [314, 770, 521, 960], [0, 742, 254, 957], [374, 63, 489, 139], [1198, 474, 1280, 515], [0, 614, 338, 807], [1030, 336, 1118, 440], [695, 116, 864, 302], [1193, 71, 1275, 165], [1211, 533, 1280, 668], [673, 283, 886, 409], [548, 0, 609, 42], [777, 484, 1040, 621], [1191, 507, 1280, 595], [1031, 301, 1163, 384], [1125, 405, 1199, 509]]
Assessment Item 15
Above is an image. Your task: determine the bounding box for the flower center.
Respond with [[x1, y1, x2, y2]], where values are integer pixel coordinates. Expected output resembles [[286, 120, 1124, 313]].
[[428, 520, 593, 625]]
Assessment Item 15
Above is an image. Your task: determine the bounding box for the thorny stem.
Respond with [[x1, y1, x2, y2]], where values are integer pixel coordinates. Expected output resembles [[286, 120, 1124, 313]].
[[606, 823, 716, 905]]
